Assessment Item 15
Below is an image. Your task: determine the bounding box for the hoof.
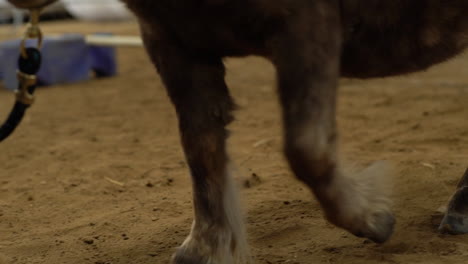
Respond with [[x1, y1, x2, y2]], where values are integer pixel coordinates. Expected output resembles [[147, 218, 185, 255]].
[[354, 211, 396, 243], [439, 186, 468, 235], [171, 248, 209, 264]]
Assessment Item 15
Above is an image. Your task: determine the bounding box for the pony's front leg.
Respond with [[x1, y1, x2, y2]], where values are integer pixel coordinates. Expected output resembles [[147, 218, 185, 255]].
[[141, 27, 249, 264]]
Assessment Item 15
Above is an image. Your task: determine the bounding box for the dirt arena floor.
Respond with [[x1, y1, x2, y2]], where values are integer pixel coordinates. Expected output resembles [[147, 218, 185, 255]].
[[1, 21, 468, 264]]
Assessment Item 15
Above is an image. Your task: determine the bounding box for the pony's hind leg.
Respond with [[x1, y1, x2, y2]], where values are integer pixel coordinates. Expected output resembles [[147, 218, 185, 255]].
[[141, 27, 249, 264], [270, 0, 395, 243], [439, 168, 468, 234]]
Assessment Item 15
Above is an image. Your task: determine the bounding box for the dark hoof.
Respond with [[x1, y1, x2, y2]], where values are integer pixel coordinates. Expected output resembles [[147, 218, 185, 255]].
[[172, 248, 209, 264], [439, 187, 468, 235], [354, 211, 396, 244]]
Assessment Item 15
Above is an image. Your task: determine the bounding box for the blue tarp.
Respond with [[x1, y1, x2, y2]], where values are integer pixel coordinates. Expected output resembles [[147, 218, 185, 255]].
[[0, 33, 117, 90]]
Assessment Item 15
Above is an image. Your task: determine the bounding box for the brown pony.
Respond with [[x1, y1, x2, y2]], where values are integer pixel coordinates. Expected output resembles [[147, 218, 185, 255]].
[[10, 0, 468, 263]]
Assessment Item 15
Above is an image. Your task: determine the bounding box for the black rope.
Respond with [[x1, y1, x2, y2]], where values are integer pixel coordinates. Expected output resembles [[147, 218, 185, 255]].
[[0, 48, 41, 142]]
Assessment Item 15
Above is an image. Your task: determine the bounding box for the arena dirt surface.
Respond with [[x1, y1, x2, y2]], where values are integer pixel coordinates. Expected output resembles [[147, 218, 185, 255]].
[[1, 21, 468, 264]]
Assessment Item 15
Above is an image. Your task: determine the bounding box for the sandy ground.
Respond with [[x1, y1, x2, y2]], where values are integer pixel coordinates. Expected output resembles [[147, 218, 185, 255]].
[[1, 21, 468, 264]]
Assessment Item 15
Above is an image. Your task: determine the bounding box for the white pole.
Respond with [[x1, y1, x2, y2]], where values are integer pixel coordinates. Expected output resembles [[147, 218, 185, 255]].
[[85, 35, 143, 47]]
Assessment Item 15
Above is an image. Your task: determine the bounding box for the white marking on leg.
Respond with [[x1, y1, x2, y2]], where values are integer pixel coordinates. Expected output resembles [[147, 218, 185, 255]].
[[325, 161, 394, 232], [223, 164, 250, 264], [174, 164, 250, 264]]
